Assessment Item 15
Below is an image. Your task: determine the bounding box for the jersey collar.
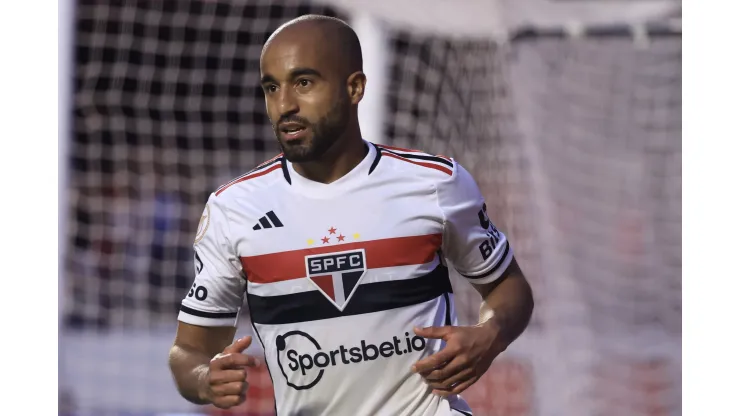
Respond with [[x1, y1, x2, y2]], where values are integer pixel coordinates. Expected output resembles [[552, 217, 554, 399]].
[[285, 140, 378, 199]]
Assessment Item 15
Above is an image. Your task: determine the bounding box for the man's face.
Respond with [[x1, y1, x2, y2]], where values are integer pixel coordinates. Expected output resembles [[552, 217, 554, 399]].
[[260, 33, 350, 162]]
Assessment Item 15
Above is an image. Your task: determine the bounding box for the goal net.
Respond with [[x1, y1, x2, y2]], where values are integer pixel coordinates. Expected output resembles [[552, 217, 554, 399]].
[[61, 1, 681, 415], [383, 27, 682, 416]]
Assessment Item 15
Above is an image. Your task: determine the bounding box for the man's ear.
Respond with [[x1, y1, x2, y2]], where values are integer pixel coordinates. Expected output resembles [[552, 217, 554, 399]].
[[347, 71, 367, 105]]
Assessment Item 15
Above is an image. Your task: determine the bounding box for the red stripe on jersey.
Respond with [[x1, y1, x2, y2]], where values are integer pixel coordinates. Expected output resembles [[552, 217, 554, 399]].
[[215, 164, 282, 196], [259, 153, 283, 167], [216, 154, 283, 193], [241, 233, 442, 284], [382, 152, 453, 176]]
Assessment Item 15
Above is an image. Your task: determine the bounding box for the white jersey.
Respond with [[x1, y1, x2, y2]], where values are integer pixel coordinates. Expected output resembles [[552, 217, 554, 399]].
[[179, 141, 513, 416]]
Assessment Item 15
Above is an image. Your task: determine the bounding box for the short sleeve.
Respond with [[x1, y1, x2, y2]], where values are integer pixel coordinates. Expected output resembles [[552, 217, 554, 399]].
[[178, 194, 246, 326], [437, 161, 514, 285]]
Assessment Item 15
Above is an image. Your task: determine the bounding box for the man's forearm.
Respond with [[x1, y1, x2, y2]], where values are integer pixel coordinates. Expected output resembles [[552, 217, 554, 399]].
[[168, 345, 212, 405], [479, 260, 534, 346]]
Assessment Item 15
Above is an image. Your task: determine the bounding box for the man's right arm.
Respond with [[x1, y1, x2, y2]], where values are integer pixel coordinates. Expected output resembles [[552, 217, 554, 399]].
[[169, 195, 256, 408], [168, 323, 237, 404]]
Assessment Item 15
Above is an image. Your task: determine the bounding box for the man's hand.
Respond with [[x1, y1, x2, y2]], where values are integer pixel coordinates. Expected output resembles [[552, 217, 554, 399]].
[[204, 336, 260, 409], [411, 321, 505, 397]]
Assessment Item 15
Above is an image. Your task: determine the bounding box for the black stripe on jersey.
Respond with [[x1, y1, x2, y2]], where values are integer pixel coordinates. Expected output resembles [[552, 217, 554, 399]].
[[250, 156, 283, 174], [368, 142, 383, 174], [379, 147, 454, 168], [179, 305, 239, 319], [216, 157, 282, 193], [452, 409, 473, 416], [461, 241, 511, 280], [247, 264, 453, 325], [444, 293, 452, 326], [280, 157, 292, 184]]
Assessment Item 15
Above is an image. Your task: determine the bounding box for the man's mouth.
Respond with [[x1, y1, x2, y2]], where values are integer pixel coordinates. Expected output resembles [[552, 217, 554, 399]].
[[280, 124, 308, 141]]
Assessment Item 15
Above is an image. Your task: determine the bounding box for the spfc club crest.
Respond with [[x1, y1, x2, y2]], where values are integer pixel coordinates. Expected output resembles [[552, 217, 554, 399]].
[[304, 249, 367, 311]]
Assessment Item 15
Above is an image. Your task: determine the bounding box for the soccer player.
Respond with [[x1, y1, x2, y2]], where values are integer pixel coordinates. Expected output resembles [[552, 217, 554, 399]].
[[168, 15, 534, 416]]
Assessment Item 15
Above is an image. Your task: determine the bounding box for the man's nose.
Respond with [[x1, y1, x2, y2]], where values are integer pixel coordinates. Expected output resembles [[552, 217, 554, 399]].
[[277, 89, 299, 117]]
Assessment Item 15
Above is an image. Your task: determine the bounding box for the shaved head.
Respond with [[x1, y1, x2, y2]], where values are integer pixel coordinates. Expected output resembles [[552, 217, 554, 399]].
[[259, 15, 366, 163], [263, 15, 363, 75]]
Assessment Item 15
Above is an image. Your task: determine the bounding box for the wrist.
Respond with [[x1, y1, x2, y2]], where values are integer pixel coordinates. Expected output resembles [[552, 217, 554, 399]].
[[476, 312, 499, 336], [476, 305, 511, 351], [477, 304, 495, 326]]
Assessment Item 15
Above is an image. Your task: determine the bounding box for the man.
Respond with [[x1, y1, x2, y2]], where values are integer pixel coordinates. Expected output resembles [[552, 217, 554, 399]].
[[168, 15, 534, 416]]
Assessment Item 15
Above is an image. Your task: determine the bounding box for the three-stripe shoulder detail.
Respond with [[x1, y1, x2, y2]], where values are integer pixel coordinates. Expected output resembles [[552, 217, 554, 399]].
[[215, 155, 286, 196], [375, 145, 453, 176]]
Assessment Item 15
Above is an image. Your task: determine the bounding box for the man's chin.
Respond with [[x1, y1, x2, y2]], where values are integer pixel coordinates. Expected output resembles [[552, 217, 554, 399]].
[[281, 143, 319, 163], [283, 151, 315, 163], [277, 133, 335, 163]]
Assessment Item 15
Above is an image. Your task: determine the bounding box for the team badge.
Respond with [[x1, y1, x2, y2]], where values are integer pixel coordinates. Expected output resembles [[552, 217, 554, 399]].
[[304, 249, 367, 311], [194, 204, 210, 244]]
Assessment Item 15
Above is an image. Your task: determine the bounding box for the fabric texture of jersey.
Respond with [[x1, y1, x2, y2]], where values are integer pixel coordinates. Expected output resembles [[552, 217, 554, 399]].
[[179, 141, 513, 416]]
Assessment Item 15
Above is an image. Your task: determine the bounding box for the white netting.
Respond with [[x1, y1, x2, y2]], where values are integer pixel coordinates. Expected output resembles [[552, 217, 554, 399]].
[[63, 1, 344, 415], [66, 0, 346, 330], [62, 1, 680, 415], [384, 29, 681, 415]]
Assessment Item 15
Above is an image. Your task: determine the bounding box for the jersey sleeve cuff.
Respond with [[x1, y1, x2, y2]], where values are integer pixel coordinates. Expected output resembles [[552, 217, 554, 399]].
[[177, 305, 241, 327], [459, 241, 513, 285]]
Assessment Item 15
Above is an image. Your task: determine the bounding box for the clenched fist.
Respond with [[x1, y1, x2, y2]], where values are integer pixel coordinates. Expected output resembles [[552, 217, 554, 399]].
[[204, 336, 261, 409]]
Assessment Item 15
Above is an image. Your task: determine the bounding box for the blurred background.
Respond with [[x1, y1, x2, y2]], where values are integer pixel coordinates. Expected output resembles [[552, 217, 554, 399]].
[[58, 0, 682, 415]]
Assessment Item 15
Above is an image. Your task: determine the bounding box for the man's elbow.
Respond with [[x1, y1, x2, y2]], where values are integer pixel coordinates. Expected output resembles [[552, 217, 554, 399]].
[[502, 268, 535, 335], [522, 275, 534, 307], [509, 258, 534, 311], [168, 345, 185, 388], [516, 272, 535, 322]]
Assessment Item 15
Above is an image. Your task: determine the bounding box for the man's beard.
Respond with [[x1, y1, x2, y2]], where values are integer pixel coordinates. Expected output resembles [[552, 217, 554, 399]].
[[275, 99, 350, 163]]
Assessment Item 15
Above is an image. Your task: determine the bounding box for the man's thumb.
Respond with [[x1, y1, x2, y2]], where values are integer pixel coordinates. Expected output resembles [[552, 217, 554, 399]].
[[224, 336, 252, 354]]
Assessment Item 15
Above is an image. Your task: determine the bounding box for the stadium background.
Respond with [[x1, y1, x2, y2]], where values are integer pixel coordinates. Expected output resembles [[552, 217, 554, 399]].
[[59, 0, 682, 415]]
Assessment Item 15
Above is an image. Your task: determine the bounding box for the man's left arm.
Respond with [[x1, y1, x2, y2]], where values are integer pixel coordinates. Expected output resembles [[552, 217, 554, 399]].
[[412, 258, 534, 396], [411, 161, 534, 396]]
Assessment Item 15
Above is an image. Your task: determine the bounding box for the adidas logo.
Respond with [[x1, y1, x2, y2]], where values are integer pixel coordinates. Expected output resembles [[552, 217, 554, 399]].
[[253, 211, 284, 230]]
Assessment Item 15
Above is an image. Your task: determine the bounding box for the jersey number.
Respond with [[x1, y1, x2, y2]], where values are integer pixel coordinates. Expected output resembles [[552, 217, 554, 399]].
[[188, 283, 208, 301]]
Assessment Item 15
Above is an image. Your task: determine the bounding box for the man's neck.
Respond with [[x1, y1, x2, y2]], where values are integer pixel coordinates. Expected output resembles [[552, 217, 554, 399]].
[[292, 134, 368, 184]]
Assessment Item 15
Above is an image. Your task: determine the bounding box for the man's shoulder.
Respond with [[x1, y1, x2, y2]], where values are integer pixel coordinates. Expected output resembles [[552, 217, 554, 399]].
[[374, 143, 457, 182], [213, 153, 288, 199]]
